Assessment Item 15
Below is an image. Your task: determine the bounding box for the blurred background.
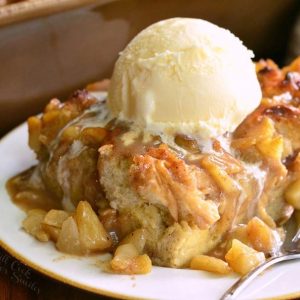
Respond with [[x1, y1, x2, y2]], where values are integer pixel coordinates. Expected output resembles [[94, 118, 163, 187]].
[[0, 0, 300, 136]]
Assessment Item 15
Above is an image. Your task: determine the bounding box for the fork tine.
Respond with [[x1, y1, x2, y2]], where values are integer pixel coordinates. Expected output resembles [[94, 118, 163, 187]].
[[220, 254, 300, 299]]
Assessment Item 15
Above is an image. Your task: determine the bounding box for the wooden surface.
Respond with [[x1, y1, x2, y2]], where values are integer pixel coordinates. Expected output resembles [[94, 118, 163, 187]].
[[0, 247, 114, 300]]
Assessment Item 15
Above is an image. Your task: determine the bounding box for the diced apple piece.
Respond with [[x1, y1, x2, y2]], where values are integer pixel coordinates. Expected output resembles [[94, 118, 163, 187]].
[[76, 201, 111, 252], [43, 210, 70, 228], [28, 116, 41, 152], [228, 225, 249, 247], [248, 117, 275, 140], [120, 229, 147, 254], [56, 216, 82, 255], [110, 243, 152, 275], [81, 127, 107, 146], [285, 179, 300, 210], [61, 125, 81, 142], [190, 255, 231, 275], [114, 243, 139, 259], [22, 209, 49, 242], [225, 239, 265, 275], [247, 217, 275, 253], [42, 209, 70, 242], [42, 224, 61, 242], [256, 136, 283, 160]]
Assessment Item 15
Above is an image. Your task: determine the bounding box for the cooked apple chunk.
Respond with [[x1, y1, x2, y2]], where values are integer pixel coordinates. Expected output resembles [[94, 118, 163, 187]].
[[22, 209, 49, 242], [120, 228, 147, 254], [190, 255, 231, 275], [110, 243, 152, 275], [247, 217, 275, 253], [42, 209, 70, 242], [76, 201, 112, 252], [285, 179, 300, 210], [55, 201, 111, 255], [225, 239, 265, 275], [56, 216, 82, 255]]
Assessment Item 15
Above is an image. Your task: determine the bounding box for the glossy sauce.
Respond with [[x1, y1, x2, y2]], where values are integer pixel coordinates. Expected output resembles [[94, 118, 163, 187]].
[[6, 167, 61, 212]]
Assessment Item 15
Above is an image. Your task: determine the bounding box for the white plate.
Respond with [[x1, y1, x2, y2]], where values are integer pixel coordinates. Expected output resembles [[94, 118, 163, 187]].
[[0, 123, 300, 300]]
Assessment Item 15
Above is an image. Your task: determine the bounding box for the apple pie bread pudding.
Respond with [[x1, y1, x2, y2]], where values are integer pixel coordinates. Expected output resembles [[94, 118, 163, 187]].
[[6, 18, 300, 276]]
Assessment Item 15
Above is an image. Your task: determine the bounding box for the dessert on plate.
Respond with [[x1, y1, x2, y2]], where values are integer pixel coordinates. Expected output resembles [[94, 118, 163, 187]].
[[7, 18, 300, 276]]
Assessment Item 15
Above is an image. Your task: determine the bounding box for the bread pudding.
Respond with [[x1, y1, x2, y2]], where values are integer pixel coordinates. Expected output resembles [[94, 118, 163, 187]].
[[6, 18, 300, 276]]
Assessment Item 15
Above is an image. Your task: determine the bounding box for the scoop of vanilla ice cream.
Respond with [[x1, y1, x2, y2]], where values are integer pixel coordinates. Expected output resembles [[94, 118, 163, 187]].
[[108, 18, 262, 137]]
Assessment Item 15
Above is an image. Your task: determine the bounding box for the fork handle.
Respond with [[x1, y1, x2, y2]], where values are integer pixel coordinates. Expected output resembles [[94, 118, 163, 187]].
[[220, 253, 300, 300]]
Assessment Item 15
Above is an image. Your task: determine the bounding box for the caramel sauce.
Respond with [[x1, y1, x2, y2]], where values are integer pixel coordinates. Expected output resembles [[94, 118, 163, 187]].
[[6, 167, 61, 212], [105, 121, 162, 158]]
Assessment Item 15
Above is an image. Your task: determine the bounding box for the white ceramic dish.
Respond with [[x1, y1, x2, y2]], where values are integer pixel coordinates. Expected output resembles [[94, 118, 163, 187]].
[[1, 123, 300, 300]]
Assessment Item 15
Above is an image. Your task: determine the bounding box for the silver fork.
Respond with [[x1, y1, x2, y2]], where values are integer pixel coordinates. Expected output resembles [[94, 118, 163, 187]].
[[220, 227, 300, 300]]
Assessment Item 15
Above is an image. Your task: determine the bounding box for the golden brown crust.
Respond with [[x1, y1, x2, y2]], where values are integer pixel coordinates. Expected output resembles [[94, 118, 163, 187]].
[[28, 90, 97, 158], [256, 57, 300, 99]]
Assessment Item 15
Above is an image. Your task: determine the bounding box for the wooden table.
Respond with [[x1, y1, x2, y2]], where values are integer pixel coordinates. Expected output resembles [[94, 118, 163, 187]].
[[0, 247, 113, 300]]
